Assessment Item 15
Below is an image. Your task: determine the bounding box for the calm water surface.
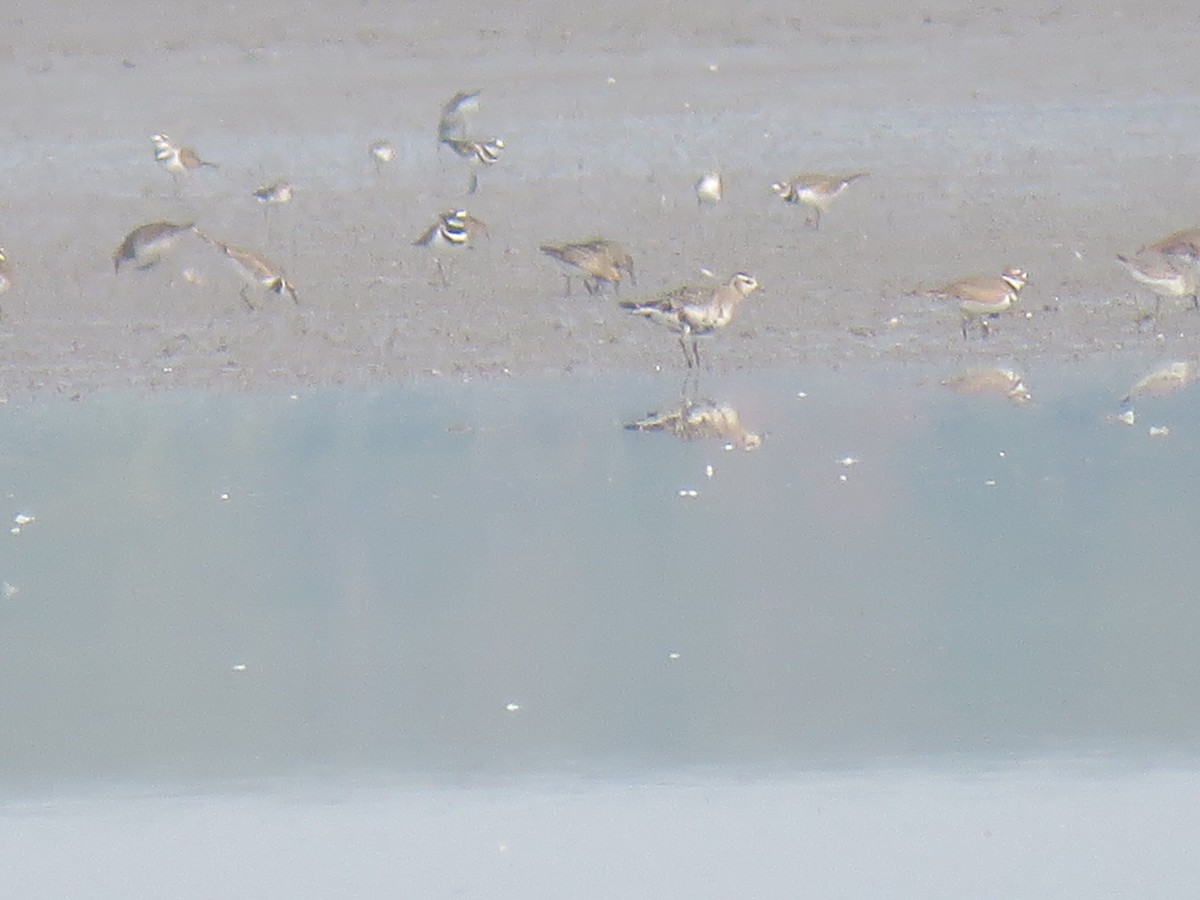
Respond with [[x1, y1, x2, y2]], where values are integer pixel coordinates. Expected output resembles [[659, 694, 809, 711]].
[[1, 362, 1198, 897]]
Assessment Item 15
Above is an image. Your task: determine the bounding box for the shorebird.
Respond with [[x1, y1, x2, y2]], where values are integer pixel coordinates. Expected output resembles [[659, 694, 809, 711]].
[[443, 137, 504, 193], [113, 221, 197, 272], [368, 139, 397, 174], [770, 172, 868, 230], [941, 368, 1032, 405], [695, 172, 723, 207], [620, 272, 759, 368], [539, 239, 635, 295], [925, 267, 1028, 339], [414, 210, 489, 286], [437, 90, 482, 144], [1117, 250, 1199, 316], [625, 398, 763, 449], [1140, 227, 1200, 267], [151, 133, 217, 182], [253, 181, 293, 206], [195, 231, 298, 307], [1121, 361, 1195, 405]]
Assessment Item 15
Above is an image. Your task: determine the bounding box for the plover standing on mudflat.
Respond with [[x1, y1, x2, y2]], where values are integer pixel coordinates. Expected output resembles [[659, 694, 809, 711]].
[[113, 221, 197, 272], [368, 139, 396, 175], [694, 172, 723, 207], [539, 238, 635, 295], [924, 267, 1028, 339], [414, 209, 489, 286], [620, 272, 759, 369], [443, 136, 505, 194], [1116, 250, 1199, 317], [195, 231, 298, 308], [770, 172, 868, 230], [151, 133, 217, 186]]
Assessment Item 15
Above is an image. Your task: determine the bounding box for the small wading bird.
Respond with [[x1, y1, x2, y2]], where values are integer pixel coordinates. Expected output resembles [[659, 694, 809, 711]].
[[1116, 250, 1199, 317], [151, 133, 217, 185], [770, 172, 868, 230], [694, 172, 723, 207], [413, 209, 489, 286], [195, 231, 298, 307], [253, 181, 293, 206], [923, 267, 1028, 339], [368, 139, 397, 174], [941, 368, 1032, 405], [625, 398, 762, 450], [1140, 227, 1200, 267], [539, 238, 635, 295], [620, 272, 759, 369], [113, 221, 197, 272], [443, 136, 504, 194]]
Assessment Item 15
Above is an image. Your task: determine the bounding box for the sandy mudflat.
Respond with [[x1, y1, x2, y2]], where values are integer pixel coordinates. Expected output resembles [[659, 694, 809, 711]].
[[0, 1, 1198, 397]]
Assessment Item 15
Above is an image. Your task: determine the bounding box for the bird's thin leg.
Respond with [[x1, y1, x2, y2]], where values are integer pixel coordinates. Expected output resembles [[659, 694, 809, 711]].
[[679, 336, 693, 369]]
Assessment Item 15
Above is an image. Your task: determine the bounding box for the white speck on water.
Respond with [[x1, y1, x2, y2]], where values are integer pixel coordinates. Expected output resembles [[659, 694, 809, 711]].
[[1149, 426, 1170, 437], [705, 465, 714, 478], [678, 489, 699, 499], [505, 702, 522, 712]]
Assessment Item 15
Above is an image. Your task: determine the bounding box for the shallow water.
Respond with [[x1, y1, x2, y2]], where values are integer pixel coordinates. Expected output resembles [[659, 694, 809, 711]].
[[1, 362, 1198, 896]]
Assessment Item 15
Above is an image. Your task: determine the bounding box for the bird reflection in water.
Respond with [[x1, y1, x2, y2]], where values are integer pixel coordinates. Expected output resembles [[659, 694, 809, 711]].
[[625, 395, 763, 450]]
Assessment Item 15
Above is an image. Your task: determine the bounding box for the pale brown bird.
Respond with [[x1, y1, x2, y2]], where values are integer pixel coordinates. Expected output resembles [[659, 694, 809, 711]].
[[539, 239, 635, 295], [924, 267, 1028, 339], [195, 231, 298, 307], [113, 221, 197, 272], [621, 272, 760, 368], [770, 172, 868, 230]]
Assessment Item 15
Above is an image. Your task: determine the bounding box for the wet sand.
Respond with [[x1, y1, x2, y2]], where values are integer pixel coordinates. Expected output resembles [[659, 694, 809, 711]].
[[1, 1, 1198, 397]]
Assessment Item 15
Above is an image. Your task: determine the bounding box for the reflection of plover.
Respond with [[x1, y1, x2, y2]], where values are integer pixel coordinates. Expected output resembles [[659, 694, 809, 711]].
[[1117, 250, 1199, 314], [253, 181, 294, 206], [539, 239, 635, 295], [625, 398, 763, 449], [695, 172, 723, 206], [941, 368, 1032, 404], [925, 267, 1028, 339], [151, 133, 217, 180], [414, 210, 489, 285], [196, 231, 298, 307], [770, 172, 867, 230], [620, 272, 759, 368], [113, 221, 197, 272], [368, 140, 397, 173], [1121, 361, 1195, 405]]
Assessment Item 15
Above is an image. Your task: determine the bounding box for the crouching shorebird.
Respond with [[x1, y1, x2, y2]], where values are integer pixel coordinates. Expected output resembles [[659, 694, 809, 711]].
[[1140, 227, 1200, 267], [620, 272, 759, 369], [539, 238, 635, 295], [770, 172, 868, 230], [195, 231, 298, 307], [113, 221, 197, 272], [924, 267, 1028, 339], [1116, 250, 1199, 317]]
